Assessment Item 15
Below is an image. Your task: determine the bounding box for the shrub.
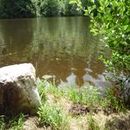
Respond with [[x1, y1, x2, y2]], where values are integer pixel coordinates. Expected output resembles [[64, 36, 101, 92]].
[[71, 0, 130, 108], [84, 0, 130, 76]]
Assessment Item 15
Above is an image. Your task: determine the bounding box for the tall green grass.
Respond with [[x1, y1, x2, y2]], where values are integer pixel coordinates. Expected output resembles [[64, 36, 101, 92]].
[[37, 79, 69, 130], [37, 79, 126, 113], [66, 86, 101, 107], [36, 78, 126, 130], [8, 114, 24, 130], [0, 114, 24, 130], [38, 103, 69, 130]]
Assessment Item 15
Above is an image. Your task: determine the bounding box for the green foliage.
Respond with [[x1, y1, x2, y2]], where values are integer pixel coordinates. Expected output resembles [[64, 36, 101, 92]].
[[38, 0, 62, 16], [37, 78, 47, 102], [36, 0, 82, 17], [37, 103, 68, 130], [101, 87, 125, 112], [37, 79, 69, 129], [0, 0, 84, 18], [8, 113, 24, 130], [66, 86, 101, 106], [37, 78, 64, 100], [65, 0, 83, 16], [37, 78, 101, 107], [0, 114, 24, 130], [85, 0, 130, 76], [0, 0, 36, 18], [37, 79, 126, 112], [67, 86, 125, 112], [72, 0, 130, 108]]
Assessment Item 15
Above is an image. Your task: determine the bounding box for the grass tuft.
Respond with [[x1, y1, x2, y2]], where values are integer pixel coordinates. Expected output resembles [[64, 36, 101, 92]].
[[36, 79, 127, 130], [0, 113, 24, 130], [66, 86, 101, 107], [37, 103, 69, 130]]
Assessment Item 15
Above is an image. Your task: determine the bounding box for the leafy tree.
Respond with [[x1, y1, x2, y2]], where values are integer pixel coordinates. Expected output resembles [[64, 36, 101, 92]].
[[0, 0, 36, 18], [0, 0, 83, 18], [37, 0, 82, 16], [73, 0, 130, 77], [81, 0, 89, 10], [65, 0, 83, 16], [71, 0, 130, 104], [38, 0, 62, 16]]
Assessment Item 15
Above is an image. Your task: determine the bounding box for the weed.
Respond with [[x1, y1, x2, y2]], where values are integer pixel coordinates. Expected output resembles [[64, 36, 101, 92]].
[[37, 78, 64, 101], [37, 103, 68, 130], [8, 113, 24, 130], [0, 114, 24, 130], [37, 79, 126, 113], [101, 87, 126, 113], [66, 87, 80, 103], [66, 86, 101, 107], [37, 78, 47, 102]]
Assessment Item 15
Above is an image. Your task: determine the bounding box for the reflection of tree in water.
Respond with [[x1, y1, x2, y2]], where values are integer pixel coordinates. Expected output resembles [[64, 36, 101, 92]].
[[0, 17, 108, 85], [30, 17, 106, 85], [83, 70, 111, 88], [0, 34, 6, 54], [0, 19, 34, 66]]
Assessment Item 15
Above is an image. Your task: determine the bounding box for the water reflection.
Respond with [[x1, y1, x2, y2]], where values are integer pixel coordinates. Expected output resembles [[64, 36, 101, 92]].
[[83, 71, 111, 89], [0, 17, 109, 86], [0, 19, 34, 65], [59, 72, 77, 87]]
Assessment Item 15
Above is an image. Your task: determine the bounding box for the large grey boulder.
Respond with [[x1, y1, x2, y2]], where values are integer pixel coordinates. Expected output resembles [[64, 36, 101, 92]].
[[0, 63, 41, 115]]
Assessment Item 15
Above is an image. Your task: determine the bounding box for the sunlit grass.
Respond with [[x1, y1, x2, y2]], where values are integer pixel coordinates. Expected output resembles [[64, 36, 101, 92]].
[[65, 86, 101, 107], [38, 103, 69, 130], [37, 78, 126, 113], [0, 78, 128, 130], [0, 114, 24, 130], [8, 114, 24, 130]]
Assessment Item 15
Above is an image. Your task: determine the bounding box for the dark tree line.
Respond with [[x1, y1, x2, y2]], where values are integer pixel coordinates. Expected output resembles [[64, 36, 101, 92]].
[[0, 0, 88, 18]]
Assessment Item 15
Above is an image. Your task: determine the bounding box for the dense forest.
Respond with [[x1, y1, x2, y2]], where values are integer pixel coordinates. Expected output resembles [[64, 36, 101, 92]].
[[0, 0, 88, 18]]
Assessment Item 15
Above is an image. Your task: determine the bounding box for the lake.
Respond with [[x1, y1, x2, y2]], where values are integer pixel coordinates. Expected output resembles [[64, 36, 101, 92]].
[[0, 17, 109, 87]]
